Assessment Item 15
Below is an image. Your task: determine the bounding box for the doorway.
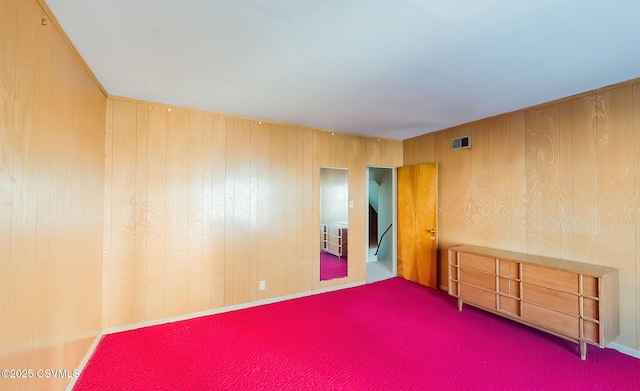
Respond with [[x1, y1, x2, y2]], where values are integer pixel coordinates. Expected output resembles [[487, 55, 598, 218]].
[[366, 167, 396, 283]]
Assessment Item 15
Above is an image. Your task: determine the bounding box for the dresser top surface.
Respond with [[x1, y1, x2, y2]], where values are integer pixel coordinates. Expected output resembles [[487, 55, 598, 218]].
[[450, 245, 617, 277]]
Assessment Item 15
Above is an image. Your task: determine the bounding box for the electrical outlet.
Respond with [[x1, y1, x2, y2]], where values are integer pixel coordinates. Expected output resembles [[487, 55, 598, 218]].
[[259, 280, 266, 290]]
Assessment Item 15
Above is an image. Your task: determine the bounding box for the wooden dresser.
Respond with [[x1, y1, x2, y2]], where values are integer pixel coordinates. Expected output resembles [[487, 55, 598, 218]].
[[448, 245, 619, 359], [320, 223, 348, 260]]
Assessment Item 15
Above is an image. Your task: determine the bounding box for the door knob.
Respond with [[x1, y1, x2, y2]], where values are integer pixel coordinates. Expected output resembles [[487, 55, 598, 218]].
[[428, 229, 437, 234]]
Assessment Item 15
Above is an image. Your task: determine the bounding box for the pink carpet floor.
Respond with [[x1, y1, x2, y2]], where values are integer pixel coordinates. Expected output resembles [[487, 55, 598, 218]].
[[320, 251, 347, 280], [74, 278, 640, 390]]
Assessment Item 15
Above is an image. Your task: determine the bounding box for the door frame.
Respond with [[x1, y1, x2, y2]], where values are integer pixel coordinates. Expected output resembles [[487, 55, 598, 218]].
[[365, 166, 397, 276]]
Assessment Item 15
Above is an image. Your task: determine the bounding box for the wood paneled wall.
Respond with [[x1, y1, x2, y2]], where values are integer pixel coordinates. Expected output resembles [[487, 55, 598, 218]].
[[0, 0, 107, 389], [103, 97, 402, 328], [404, 79, 640, 351]]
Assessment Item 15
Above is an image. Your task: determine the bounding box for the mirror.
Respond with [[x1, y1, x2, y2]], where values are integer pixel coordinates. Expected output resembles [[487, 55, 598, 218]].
[[320, 168, 348, 281]]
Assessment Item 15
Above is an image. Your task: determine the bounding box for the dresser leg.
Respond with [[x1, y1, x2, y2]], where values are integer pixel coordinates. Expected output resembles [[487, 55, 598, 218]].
[[458, 299, 463, 312], [580, 341, 587, 360]]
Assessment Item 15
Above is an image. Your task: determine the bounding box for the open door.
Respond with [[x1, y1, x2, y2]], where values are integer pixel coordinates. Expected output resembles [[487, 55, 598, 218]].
[[397, 163, 438, 288]]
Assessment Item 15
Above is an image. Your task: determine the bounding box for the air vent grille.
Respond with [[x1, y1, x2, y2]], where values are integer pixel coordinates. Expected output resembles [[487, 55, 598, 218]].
[[452, 136, 471, 150]]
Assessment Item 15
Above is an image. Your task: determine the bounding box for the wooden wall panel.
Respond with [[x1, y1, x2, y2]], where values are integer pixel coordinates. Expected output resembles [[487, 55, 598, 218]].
[[10, 0, 42, 358], [166, 108, 190, 316], [268, 124, 287, 298], [210, 114, 226, 308], [134, 104, 149, 322], [1, 0, 106, 387], [571, 96, 598, 262], [301, 128, 315, 293], [635, 84, 640, 349], [248, 121, 259, 301], [33, 18, 53, 350], [231, 118, 252, 304], [434, 129, 454, 288], [285, 126, 299, 295], [0, 0, 17, 360], [596, 86, 636, 348], [255, 122, 271, 301], [187, 111, 204, 313], [145, 105, 167, 320], [346, 135, 367, 282], [201, 114, 214, 308], [103, 100, 403, 328], [526, 105, 563, 257], [404, 79, 640, 351], [109, 100, 137, 327], [509, 112, 527, 252], [102, 100, 113, 328]]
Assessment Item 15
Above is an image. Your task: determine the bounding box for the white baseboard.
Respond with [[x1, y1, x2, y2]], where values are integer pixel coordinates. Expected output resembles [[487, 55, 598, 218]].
[[608, 343, 640, 359], [103, 281, 365, 335]]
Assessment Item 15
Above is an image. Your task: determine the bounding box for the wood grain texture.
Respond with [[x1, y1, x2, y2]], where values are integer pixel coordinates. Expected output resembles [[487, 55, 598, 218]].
[[596, 86, 636, 348], [187, 111, 204, 313], [0, 0, 17, 358], [134, 104, 149, 322], [102, 99, 113, 328], [145, 105, 167, 320], [433, 129, 454, 287], [2, 0, 105, 385], [398, 164, 438, 288], [11, 0, 42, 354], [571, 96, 598, 263], [110, 100, 137, 327], [102, 100, 403, 327], [255, 122, 271, 301], [210, 113, 226, 308], [404, 80, 640, 350], [635, 83, 640, 350], [166, 108, 190, 316], [231, 118, 251, 304], [347, 135, 367, 282], [33, 19, 53, 348], [509, 112, 527, 252]]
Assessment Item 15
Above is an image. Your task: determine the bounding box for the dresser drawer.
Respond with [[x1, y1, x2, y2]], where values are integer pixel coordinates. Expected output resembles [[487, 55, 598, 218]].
[[522, 264, 579, 293], [522, 283, 579, 315], [460, 268, 495, 291], [328, 243, 342, 254], [459, 253, 495, 274], [522, 302, 579, 339], [460, 283, 496, 310], [498, 260, 519, 278]]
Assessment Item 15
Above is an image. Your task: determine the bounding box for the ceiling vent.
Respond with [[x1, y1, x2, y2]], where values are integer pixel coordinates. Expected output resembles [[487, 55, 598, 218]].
[[451, 136, 471, 150]]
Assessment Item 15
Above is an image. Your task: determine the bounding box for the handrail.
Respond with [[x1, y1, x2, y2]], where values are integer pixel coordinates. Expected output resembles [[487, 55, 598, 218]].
[[374, 224, 392, 256]]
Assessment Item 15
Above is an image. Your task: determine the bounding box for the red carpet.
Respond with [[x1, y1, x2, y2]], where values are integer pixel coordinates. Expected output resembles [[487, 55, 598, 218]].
[[320, 251, 347, 280], [74, 278, 640, 390]]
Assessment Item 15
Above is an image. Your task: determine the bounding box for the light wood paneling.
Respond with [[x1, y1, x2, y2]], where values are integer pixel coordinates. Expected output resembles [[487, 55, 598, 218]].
[[145, 105, 167, 320], [404, 79, 640, 350], [255, 121, 271, 301], [11, 0, 42, 358], [134, 104, 149, 322], [635, 83, 640, 350], [102, 100, 403, 327], [596, 86, 636, 348], [166, 108, 190, 317], [0, 0, 17, 359], [1, 0, 106, 388], [509, 112, 527, 252], [109, 100, 137, 327], [572, 96, 598, 263], [210, 113, 226, 308]]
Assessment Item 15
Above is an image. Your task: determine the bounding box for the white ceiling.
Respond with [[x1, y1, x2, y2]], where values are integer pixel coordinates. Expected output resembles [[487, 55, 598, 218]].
[[47, 0, 640, 140]]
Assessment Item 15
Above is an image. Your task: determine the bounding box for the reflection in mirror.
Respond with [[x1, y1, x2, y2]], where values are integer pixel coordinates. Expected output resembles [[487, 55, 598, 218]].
[[320, 168, 348, 281]]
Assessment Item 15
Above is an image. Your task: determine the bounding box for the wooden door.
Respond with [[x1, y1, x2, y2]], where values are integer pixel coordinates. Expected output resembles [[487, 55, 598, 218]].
[[398, 163, 438, 288]]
